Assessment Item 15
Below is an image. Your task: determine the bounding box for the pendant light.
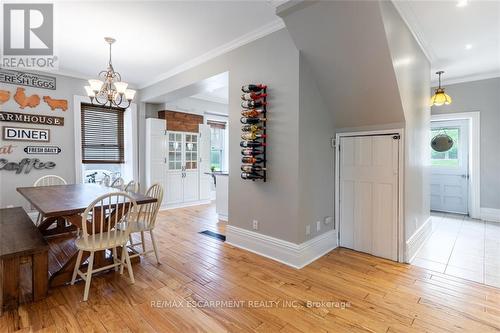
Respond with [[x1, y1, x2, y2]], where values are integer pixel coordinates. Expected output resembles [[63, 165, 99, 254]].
[[430, 71, 452, 106]]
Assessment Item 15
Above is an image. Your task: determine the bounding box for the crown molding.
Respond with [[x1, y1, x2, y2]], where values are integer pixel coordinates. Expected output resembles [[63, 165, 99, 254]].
[[139, 18, 285, 90], [391, 0, 435, 64], [431, 71, 500, 86]]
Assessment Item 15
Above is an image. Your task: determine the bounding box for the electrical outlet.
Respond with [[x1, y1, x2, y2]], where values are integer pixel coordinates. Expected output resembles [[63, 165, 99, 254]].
[[252, 220, 259, 230], [306, 224, 311, 235], [316, 221, 321, 232]]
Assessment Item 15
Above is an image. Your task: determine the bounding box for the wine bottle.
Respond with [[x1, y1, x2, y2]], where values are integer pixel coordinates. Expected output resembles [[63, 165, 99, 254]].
[[241, 100, 266, 109], [241, 165, 266, 172], [242, 156, 265, 164], [240, 141, 267, 148], [241, 148, 264, 156], [241, 84, 267, 93], [241, 124, 265, 132], [241, 109, 265, 117], [241, 132, 267, 140], [241, 92, 267, 101], [241, 117, 267, 124], [241, 172, 263, 180]]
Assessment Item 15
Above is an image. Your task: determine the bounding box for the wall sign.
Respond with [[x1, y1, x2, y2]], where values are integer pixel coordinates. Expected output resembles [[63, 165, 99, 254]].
[[24, 146, 61, 155], [0, 144, 15, 155], [0, 69, 56, 90], [43, 96, 68, 112], [0, 158, 56, 174], [14, 87, 40, 109], [0, 90, 10, 104], [2, 126, 50, 142], [0, 111, 64, 126]]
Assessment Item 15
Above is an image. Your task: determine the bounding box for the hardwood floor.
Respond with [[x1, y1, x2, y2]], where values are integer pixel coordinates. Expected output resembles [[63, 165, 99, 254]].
[[2, 203, 500, 332]]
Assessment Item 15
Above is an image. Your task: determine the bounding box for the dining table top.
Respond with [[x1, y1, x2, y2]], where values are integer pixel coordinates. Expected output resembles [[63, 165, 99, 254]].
[[17, 183, 157, 218]]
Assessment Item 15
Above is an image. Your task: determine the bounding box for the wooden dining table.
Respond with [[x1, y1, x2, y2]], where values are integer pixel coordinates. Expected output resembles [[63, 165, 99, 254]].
[[17, 183, 157, 287]]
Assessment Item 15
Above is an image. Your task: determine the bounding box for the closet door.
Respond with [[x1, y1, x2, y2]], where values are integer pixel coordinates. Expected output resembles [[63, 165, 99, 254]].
[[166, 132, 184, 205], [183, 133, 200, 202]]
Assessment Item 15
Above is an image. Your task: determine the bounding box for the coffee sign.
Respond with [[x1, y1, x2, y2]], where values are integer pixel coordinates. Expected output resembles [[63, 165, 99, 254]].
[[2, 126, 50, 142], [0, 158, 56, 174], [24, 146, 61, 154], [0, 69, 56, 90], [0, 111, 64, 126]]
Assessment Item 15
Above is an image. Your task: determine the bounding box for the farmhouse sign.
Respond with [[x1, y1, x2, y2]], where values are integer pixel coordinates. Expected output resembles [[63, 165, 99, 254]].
[[0, 111, 64, 126], [0, 69, 56, 90], [0, 158, 56, 174], [2, 126, 50, 142], [24, 146, 61, 154]]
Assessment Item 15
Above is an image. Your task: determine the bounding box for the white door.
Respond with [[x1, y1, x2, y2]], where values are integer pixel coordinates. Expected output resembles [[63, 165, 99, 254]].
[[198, 124, 211, 201], [430, 120, 469, 214], [183, 133, 199, 202], [339, 134, 399, 261], [166, 132, 184, 205]]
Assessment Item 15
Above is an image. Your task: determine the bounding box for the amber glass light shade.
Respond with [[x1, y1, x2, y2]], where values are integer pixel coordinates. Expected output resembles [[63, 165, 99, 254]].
[[430, 87, 452, 106]]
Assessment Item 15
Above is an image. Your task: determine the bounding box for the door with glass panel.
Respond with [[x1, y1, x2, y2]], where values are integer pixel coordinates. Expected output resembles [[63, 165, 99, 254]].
[[166, 131, 200, 205], [430, 120, 469, 214]]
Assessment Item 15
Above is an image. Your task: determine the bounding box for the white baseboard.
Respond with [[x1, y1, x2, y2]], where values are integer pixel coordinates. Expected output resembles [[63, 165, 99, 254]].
[[226, 226, 337, 269], [405, 216, 433, 263], [217, 213, 228, 221], [160, 199, 211, 211], [481, 208, 500, 222]]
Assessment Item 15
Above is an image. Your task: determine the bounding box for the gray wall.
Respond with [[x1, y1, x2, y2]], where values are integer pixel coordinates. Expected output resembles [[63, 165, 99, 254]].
[[0, 73, 87, 209], [298, 56, 335, 242], [140, 29, 303, 243], [380, 1, 431, 241], [431, 77, 500, 210]]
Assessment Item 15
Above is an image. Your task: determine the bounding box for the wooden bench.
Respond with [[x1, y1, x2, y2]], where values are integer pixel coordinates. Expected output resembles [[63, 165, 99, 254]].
[[0, 207, 49, 315]]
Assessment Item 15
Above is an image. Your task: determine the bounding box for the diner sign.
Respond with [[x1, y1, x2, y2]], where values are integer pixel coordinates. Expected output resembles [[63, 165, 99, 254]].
[[0, 111, 64, 126], [24, 146, 61, 154], [2, 126, 50, 142], [0, 158, 56, 174], [0, 69, 56, 90]]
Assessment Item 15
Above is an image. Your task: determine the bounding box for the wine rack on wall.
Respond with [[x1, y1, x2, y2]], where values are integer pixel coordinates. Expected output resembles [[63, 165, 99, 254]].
[[240, 84, 267, 182]]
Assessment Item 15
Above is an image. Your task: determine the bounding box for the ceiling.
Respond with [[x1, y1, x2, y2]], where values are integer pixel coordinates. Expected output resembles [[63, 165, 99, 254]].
[[394, 0, 500, 84], [50, 1, 281, 88]]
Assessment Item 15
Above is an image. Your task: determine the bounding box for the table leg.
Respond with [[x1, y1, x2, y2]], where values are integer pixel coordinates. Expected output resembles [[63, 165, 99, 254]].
[[39, 216, 77, 237]]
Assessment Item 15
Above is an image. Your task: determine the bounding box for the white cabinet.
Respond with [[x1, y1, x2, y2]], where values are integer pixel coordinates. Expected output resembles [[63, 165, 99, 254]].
[[146, 118, 209, 208]]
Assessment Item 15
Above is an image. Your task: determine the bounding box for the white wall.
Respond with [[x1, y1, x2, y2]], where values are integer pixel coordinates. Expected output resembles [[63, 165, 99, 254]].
[[380, 1, 431, 241], [431, 77, 500, 210], [0, 73, 87, 209]]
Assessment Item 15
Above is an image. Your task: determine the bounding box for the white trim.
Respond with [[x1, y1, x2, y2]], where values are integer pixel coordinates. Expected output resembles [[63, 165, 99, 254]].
[[432, 71, 500, 87], [335, 128, 405, 262], [217, 213, 228, 222], [226, 226, 337, 269], [431, 112, 480, 219], [481, 208, 500, 223], [159, 199, 212, 211], [139, 19, 285, 89], [406, 216, 433, 263]]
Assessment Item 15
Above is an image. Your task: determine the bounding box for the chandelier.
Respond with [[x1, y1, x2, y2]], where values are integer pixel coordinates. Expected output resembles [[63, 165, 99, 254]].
[[84, 37, 136, 108], [430, 71, 452, 107]]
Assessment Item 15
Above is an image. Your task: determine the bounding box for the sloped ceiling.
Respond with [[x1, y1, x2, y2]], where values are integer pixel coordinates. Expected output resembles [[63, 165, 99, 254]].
[[277, 1, 405, 128]]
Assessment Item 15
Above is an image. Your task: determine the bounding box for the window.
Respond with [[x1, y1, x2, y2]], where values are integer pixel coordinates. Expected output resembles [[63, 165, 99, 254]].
[[81, 103, 125, 164], [208, 120, 226, 171], [431, 127, 460, 168]]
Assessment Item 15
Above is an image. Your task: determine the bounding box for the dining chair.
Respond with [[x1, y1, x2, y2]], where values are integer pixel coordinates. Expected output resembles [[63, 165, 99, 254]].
[[124, 180, 139, 193], [33, 175, 67, 225], [71, 192, 138, 301], [120, 184, 163, 264], [110, 177, 125, 189]]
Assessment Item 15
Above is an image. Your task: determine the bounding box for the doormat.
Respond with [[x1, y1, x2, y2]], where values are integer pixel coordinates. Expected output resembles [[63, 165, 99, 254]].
[[199, 230, 226, 242]]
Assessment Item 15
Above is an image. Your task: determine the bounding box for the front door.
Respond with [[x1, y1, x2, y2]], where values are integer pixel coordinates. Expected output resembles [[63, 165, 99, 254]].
[[430, 119, 469, 214]]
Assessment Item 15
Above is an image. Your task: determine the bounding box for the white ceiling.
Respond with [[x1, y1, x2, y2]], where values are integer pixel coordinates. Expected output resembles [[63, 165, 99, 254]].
[[50, 1, 281, 88], [394, 0, 500, 84]]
